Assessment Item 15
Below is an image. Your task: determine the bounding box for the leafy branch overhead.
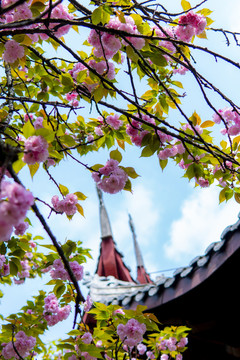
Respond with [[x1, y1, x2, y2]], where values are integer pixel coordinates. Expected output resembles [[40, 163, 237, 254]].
[[0, 0, 239, 358]]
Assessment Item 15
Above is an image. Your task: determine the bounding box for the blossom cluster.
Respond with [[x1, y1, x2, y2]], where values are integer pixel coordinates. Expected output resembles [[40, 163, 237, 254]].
[[117, 318, 146, 347], [66, 91, 79, 107], [212, 107, 240, 136], [158, 142, 185, 160], [158, 336, 188, 360], [126, 113, 186, 161], [89, 59, 116, 81], [92, 159, 128, 194], [83, 295, 93, 312], [158, 336, 188, 351], [14, 259, 31, 284], [0, 179, 34, 242], [106, 113, 123, 130], [23, 113, 44, 129], [69, 60, 116, 93], [23, 135, 49, 165], [1, 331, 36, 359], [1, 1, 73, 48], [126, 114, 153, 146], [50, 258, 84, 281], [44, 293, 71, 326], [2, 40, 25, 63], [51, 193, 78, 216], [88, 15, 144, 62], [175, 11, 207, 42], [0, 255, 10, 277]]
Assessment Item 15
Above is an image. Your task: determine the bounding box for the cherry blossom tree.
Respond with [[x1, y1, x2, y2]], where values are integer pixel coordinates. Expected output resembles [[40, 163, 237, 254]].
[[0, 0, 239, 358]]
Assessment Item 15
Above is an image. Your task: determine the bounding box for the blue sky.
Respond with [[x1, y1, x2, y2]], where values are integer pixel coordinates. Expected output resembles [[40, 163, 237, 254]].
[[1, 0, 240, 343]]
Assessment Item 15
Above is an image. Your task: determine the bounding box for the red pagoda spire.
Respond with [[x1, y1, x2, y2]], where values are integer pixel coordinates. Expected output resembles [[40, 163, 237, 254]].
[[95, 188, 134, 283], [128, 214, 153, 284]]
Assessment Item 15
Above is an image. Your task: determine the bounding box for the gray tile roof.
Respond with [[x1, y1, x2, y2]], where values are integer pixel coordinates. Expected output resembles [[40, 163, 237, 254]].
[[86, 213, 240, 309]]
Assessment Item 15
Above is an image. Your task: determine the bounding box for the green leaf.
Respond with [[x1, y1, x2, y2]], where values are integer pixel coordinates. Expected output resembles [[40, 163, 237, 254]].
[[234, 192, 240, 204], [140, 145, 154, 157], [59, 184, 69, 196], [60, 74, 73, 87], [190, 111, 201, 126], [159, 97, 169, 114], [110, 149, 122, 163], [181, 0, 191, 11], [76, 70, 87, 83], [22, 121, 35, 138], [91, 6, 110, 25], [28, 163, 39, 178], [124, 178, 132, 192], [54, 283, 66, 298], [159, 158, 168, 171], [124, 167, 140, 179], [171, 80, 183, 89], [219, 188, 226, 204], [93, 86, 104, 103], [126, 46, 139, 62], [149, 53, 168, 67], [74, 192, 87, 201], [12, 158, 26, 174], [36, 128, 55, 142], [9, 261, 18, 276], [76, 203, 84, 217]]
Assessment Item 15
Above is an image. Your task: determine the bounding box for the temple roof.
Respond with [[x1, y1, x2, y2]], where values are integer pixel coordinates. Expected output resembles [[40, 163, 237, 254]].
[[95, 188, 134, 283], [92, 212, 240, 309]]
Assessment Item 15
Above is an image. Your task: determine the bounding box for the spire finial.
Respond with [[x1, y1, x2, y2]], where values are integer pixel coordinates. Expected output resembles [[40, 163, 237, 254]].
[[96, 187, 113, 238], [128, 213, 144, 268], [96, 186, 103, 206]]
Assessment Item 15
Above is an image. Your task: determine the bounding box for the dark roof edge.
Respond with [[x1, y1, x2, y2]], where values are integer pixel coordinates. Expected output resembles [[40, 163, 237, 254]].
[[121, 215, 240, 310]]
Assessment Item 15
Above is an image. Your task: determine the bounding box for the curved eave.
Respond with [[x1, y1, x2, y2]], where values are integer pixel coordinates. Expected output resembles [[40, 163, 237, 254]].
[[108, 215, 240, 310], [128, 231, 240, 310]]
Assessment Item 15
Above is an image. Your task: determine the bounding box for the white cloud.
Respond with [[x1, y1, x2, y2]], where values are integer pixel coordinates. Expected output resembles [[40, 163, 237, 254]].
[[108, 184, 161, 276], [164, 186, 240, 263], [112, 184, 160, 244]]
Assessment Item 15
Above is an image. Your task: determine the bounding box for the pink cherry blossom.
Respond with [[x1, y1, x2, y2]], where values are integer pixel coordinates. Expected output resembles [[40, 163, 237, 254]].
[[51, 193, 78, 216], [89, 59, 116, 80], [44, 292, 71, 326], [173, 65, 188, 75], [93, 159, 128, 194], [177, 337, 188, 348], [0, 255, 10, 276], [176, 11, 207, 42], [94, 126, 104, 136], [153, 26, 177, 54], [176, 355, 183, 360], [228, 124, 240, 136], [23, 135, 49, 165], [0, 180, 34, 242], [160, 355, 169, 360], [137, 343, 147, 355], [14, 221, 29, 236], [3, 40, 25, 63], [81, 332, 92, 344], [50, 258, 84, 281], [196, 177, 209, 188], [13, 3, 32, 21], [34, 116, 44, 129], [117, 318, 146, 347], [113, 308, 125, 315], [146, 351, 155, 359], [2, 331, 36, 359], [83, 295, 93, 312], [158, 146, 178, 160], [45, 3, 73, 38]]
